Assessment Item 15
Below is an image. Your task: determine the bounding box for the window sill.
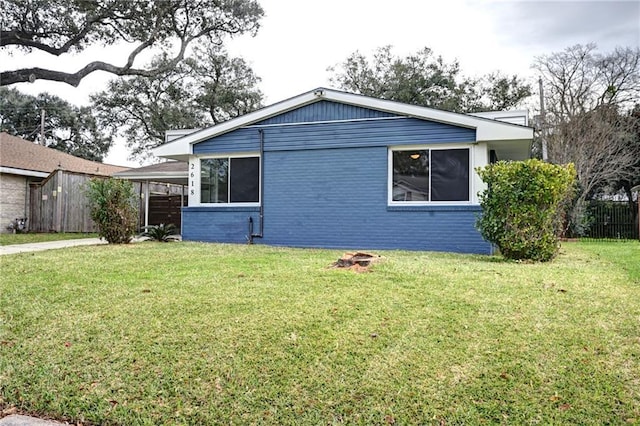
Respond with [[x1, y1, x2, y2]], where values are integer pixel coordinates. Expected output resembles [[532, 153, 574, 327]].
[[184, 205, 260, 212], [387, 204, 481, 212]]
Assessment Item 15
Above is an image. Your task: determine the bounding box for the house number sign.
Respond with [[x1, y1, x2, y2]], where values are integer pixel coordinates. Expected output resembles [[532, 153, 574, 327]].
[[189, 161, 197, 198]]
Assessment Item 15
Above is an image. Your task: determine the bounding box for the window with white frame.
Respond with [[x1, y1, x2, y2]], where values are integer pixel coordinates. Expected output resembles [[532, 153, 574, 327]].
[[390, 147, 470, 203], [200, 156, 260, 204]]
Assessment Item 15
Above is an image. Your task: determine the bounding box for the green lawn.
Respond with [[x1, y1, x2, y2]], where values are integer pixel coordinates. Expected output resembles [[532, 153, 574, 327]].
[[0, 233, 98, 246], [1, 242, 639, 425]]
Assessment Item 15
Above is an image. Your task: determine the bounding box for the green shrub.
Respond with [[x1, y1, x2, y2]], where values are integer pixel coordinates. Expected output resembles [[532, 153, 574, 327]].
[[476, 159, 576, 262], [141, 223, 180, 242], [86, 178, 138, 244]]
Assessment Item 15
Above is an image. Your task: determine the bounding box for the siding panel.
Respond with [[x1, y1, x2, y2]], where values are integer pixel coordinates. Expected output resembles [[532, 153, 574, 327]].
[[194, 117, 475, 154], [261, 118, 473, 151], [256, 100, 396, 125], [194, 128, 260, 154]]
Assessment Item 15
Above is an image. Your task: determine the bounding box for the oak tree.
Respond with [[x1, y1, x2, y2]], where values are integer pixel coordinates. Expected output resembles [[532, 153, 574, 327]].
[[328, 46, 532, 113], [91, 45, 263, 160], [0, 86, 112, 161], [1, 0, 263, 87]]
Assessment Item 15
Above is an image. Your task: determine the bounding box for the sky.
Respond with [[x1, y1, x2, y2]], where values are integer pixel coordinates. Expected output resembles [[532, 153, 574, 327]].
[[1, 0, 639, 167]]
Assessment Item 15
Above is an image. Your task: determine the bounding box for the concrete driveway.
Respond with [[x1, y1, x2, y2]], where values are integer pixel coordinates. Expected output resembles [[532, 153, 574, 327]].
[[0, 238, 107, 255]]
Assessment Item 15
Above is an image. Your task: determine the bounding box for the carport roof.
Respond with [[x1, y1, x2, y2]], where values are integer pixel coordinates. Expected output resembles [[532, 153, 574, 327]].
[[113, 161, 188, 185]]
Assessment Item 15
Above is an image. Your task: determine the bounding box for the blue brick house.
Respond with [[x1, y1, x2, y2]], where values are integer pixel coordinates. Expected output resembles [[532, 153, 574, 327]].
[[153, 88, 533, 254]]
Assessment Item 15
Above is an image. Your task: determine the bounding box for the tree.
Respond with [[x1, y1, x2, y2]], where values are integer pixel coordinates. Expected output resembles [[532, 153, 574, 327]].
[[86, 177, 138, 244], [533, 44, 640, 234], [1, 0, 263, 87], [328, 46, 531, 113], [535, 44, 640, 118], [610, 104, 640, 227], [91, 45, 263, 160], [0, 87, 112, 161]]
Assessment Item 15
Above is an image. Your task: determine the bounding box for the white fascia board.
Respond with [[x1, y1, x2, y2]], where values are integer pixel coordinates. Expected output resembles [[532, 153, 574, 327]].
[[113, 171, 188, 180], [0, 166, 49, 178], [165, 128, 201, 143], [470, 110, 529, 126], [152, 91, 320, 158], [476, 125, 532, 142], [152, 88, 533, 159], [326, 91, 534, 141]]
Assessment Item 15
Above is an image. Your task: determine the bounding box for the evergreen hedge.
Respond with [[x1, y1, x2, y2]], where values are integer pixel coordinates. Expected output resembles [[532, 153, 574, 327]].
[[476, 159, 576, 262]]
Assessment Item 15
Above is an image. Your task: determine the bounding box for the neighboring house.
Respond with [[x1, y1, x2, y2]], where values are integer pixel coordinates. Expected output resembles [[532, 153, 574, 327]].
[[153, 88, 534, 254], [0, 132, 127, 233]]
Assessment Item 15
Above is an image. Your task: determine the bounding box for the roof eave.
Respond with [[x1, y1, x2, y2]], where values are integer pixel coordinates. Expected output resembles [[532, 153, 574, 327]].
[[0, 166, 49, 178], [152, 88, 534, 158], [152, 91, 320, 158]]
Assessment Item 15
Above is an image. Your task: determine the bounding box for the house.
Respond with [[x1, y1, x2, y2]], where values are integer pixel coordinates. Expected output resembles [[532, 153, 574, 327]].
[[152, 88, 534, 254], [0, 132, 127, 233]]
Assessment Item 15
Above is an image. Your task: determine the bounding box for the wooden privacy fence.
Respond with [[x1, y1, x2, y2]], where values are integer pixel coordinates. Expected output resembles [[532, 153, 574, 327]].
[[29, 169, 186, 233], [146, 194, 187, 228], [29, 170, 97, 233]]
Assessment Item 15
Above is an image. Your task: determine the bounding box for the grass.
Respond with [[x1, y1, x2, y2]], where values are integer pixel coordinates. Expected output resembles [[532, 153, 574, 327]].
[[0, 241, 639, 425], [0, 233, 98, 246]]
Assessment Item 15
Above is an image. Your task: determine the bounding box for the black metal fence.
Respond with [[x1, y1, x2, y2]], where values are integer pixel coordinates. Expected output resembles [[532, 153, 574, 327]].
[[579, 201, 639, 240]]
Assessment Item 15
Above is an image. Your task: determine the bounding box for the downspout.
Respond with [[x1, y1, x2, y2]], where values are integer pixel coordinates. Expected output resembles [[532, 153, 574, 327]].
[[249, 129, 265, 243]]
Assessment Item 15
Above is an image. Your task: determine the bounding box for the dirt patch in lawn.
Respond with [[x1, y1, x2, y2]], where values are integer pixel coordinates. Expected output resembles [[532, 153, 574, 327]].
[[331, 252, 381, 272]]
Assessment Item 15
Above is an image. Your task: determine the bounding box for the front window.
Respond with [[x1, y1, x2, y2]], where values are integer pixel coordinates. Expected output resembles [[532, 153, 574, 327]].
[[391, 148, 470, 203], [201, 156, 259, 204]]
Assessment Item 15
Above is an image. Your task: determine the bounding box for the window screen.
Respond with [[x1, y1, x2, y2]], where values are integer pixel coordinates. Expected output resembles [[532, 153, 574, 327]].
[[430, 149, 469, 202], [230, 157, 260, 203]]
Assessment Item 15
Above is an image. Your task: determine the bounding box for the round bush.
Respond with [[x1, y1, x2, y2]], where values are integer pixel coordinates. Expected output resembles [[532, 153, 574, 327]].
[[86, 178, 138, 244], [476, 159, 576, 262]]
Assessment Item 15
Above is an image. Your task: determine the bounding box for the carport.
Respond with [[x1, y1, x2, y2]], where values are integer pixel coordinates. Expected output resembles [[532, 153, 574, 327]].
[[113, 161, 188, 232]]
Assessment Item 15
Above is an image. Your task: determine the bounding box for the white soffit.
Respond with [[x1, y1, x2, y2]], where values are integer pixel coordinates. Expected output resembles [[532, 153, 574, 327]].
[[152, 88, 534, 159]]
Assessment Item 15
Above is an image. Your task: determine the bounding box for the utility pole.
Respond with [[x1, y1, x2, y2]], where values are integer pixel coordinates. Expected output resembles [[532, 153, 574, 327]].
[[40, 108, 45, 145], [538, 77, 548, 161]]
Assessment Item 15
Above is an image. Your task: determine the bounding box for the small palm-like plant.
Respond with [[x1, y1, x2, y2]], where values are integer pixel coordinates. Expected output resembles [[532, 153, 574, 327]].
[[141, 223, 180, 242]]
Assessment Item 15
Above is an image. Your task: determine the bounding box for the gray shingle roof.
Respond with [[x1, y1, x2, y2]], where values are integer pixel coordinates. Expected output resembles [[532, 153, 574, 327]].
[[0, 132, 127, 176]]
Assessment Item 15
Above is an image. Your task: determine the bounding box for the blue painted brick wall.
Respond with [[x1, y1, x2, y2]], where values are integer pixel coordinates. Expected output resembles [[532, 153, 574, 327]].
[[186, 104, 489, 254], [182, 206, 259, 243], [260, 147, 489, 253], [183, 146, 490, 254]]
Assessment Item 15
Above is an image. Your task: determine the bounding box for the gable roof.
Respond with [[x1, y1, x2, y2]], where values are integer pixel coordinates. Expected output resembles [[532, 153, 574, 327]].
[[0, 132, 127, 177], [153, 87, 534, 161]]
